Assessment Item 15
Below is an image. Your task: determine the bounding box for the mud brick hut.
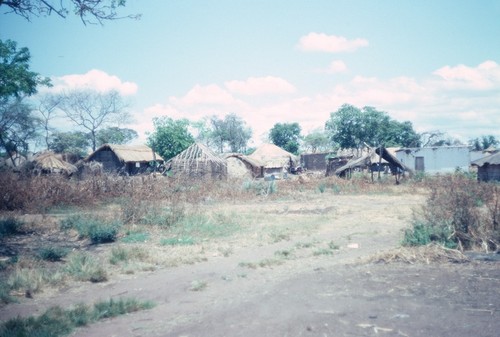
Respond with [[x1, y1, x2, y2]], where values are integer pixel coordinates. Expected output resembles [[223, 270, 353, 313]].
[[86, 144, 164, 175], [166, 142, 227, 180], [472, 151, 500, 182]]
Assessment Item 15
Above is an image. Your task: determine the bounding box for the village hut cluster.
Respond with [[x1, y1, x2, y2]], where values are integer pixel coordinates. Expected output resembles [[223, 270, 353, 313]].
[[1, 141, 499, 183]]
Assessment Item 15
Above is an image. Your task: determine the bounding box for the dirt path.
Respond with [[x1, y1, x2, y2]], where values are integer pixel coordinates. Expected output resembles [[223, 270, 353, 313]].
[[2, 192, 499, 337]]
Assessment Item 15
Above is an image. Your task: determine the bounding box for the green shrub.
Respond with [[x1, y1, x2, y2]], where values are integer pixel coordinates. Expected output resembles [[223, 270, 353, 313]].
[[61, 215, 121, 244], [38, 246, 70, 262], [0, 218, 23, 238]]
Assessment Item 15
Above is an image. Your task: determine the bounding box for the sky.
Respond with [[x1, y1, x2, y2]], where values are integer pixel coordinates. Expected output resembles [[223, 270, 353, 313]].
[[1, 0, 500, 148]]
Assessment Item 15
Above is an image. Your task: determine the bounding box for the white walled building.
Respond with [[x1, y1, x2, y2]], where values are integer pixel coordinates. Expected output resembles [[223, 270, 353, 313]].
[[395, 146, 470, 174]]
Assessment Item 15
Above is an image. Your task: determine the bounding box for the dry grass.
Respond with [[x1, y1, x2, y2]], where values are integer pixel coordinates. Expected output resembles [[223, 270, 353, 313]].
[[366, 244, 470, 264]]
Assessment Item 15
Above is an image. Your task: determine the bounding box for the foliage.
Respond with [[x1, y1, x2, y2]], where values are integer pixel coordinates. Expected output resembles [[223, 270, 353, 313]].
[[0, 298, 153, 337], [0, 217, 23, 238], [0, 39, 50, 159], [37, 246, 70, 262], [96, 126, 138, 146], [61, 215, 121, 244], [147, 116, 194, 160], [469, 135, 499, 151], [407, 174, 500, 250], [64, 252, 108, 282], [419, 130, 463, 147], [269, 122, 301, 155], [325, 104, 419, 150], [57, 89, 130, 151], [207, 113, 252, 153], [303, 128, 331, 153], [1, 0, 141, 25], [48, 131, 90, 157]]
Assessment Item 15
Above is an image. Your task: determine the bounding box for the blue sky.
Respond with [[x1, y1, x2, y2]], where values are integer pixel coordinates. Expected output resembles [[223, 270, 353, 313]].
[[1, 0, 500, 147]]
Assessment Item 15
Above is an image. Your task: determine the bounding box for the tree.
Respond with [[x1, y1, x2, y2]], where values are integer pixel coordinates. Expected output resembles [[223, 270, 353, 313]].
[[420, 131, 463, 147], [469, 135, 499, 151], [208, 113, 252, 153], [303, 128, 331, 153], [325, 104, 420, 151], [38, 94, 61, 150], [147, 117, 194, 161], [48, 130, 90, 157], [269, 122, 301, 155], [57, 89, 130, 151], [1, 0, 140, 25], [0, 39, 50, 164], [96, 126, 138, 146]]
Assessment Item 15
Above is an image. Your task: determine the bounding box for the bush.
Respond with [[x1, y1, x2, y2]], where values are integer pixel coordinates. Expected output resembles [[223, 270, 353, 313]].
[[38, 246, 70, 262], [408, 173, 500, 250], [0, 218, 23, 238], [61, 215, 121, 244], [64, 252, 107, 283]]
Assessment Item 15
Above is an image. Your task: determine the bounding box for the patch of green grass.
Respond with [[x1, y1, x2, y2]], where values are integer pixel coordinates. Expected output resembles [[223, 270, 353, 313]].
[[328, 241, 340, 250], [60, 215, 121, 244], [0, 218, 23, 238], [109, 246, 129, 265], [38, 246, 70, 262], [7, 267, 64, 295], [0, 298, 154, 337], [64, 252, 107, 283], [189, 280, 207, 291], [174, 212, 242, 239], [160, 236, 195, 246], [402, 222, 457, 249], [121, 232, 149, 243]]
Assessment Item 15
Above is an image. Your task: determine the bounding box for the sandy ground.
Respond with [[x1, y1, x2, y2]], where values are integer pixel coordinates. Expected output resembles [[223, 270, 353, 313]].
[[1, 191, 499, 337]]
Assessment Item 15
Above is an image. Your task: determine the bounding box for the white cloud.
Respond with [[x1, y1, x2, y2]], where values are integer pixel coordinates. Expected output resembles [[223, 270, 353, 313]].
[[169, 84, 239, 107], [48, 69, 138, 95], [325, 60, 348, 73], [432, 60, 500, 90], [225, 76, 296, 95], [297, 32, 368, 53]]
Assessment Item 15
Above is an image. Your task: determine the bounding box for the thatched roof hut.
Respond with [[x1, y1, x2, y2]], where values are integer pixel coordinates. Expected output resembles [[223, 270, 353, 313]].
[[166, 142, 227, 180], [31, 152, 77, 175], [226, 154, 264, 179], [471, 151, 500, 182], [86, 144, 164, 175], [248, 143, 298, 175]]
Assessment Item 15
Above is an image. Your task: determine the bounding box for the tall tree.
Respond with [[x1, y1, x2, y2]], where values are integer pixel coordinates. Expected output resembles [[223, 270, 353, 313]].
[[469, 135, 499, 151], [96, 126, 138, 146], [1, 0, 140, 25], [0, 39, 50, 165], [325, 104, 420, 150], [207, 113, 252, 153], [147, 117, 194, 161], [37, 94, 61, 150], [48, 130, 90, 157], [57, 89, 130, 151], [269, 122, 301, 155], [303, 128, 331, 153]]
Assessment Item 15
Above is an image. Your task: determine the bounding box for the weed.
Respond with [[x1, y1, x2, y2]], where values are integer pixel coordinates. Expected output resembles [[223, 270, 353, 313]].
[[318, 183, 326, 193], [189, 280, 207, 291], [0, 218, 23, 238], [64, 252, 107, 283], [61, 215, 121, 244], [0, 298, 154, 337], [38, 246, 69, 262], [121, 232, 149, 243]]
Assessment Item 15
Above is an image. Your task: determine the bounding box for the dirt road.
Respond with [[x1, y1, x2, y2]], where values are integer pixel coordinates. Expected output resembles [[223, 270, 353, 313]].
[[2, 192, 499, 337]]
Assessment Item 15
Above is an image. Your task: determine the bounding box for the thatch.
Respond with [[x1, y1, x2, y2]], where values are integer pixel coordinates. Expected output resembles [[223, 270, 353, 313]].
[[248, 143, 298, 168], [167, 142, 227, 179], [472, 151, 500, 167], [226, 154, 264, 178], [366, 244, 469, 264], [32, 152, 77, 174], [335, 147, 409, 176], [86, 144, 164, 163]]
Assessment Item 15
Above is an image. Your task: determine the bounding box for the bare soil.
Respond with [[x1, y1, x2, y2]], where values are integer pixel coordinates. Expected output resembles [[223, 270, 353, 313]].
[[1, 189, 499, 337]]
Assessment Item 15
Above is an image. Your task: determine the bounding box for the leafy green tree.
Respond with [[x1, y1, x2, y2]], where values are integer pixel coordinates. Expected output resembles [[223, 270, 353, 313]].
[[57, 90, 130, 151], [469, 135, 499, 151], [96, 127, 138, 146], [0, 39, 50, 165], [303, 128, 331, 153], [202, 113, 252, 153], [147, 117, 194, 160], [269, 122, 301, 155], [325, 104, 420, 150], [1, 0, 140, 25], [48, 131, 90, 157]]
